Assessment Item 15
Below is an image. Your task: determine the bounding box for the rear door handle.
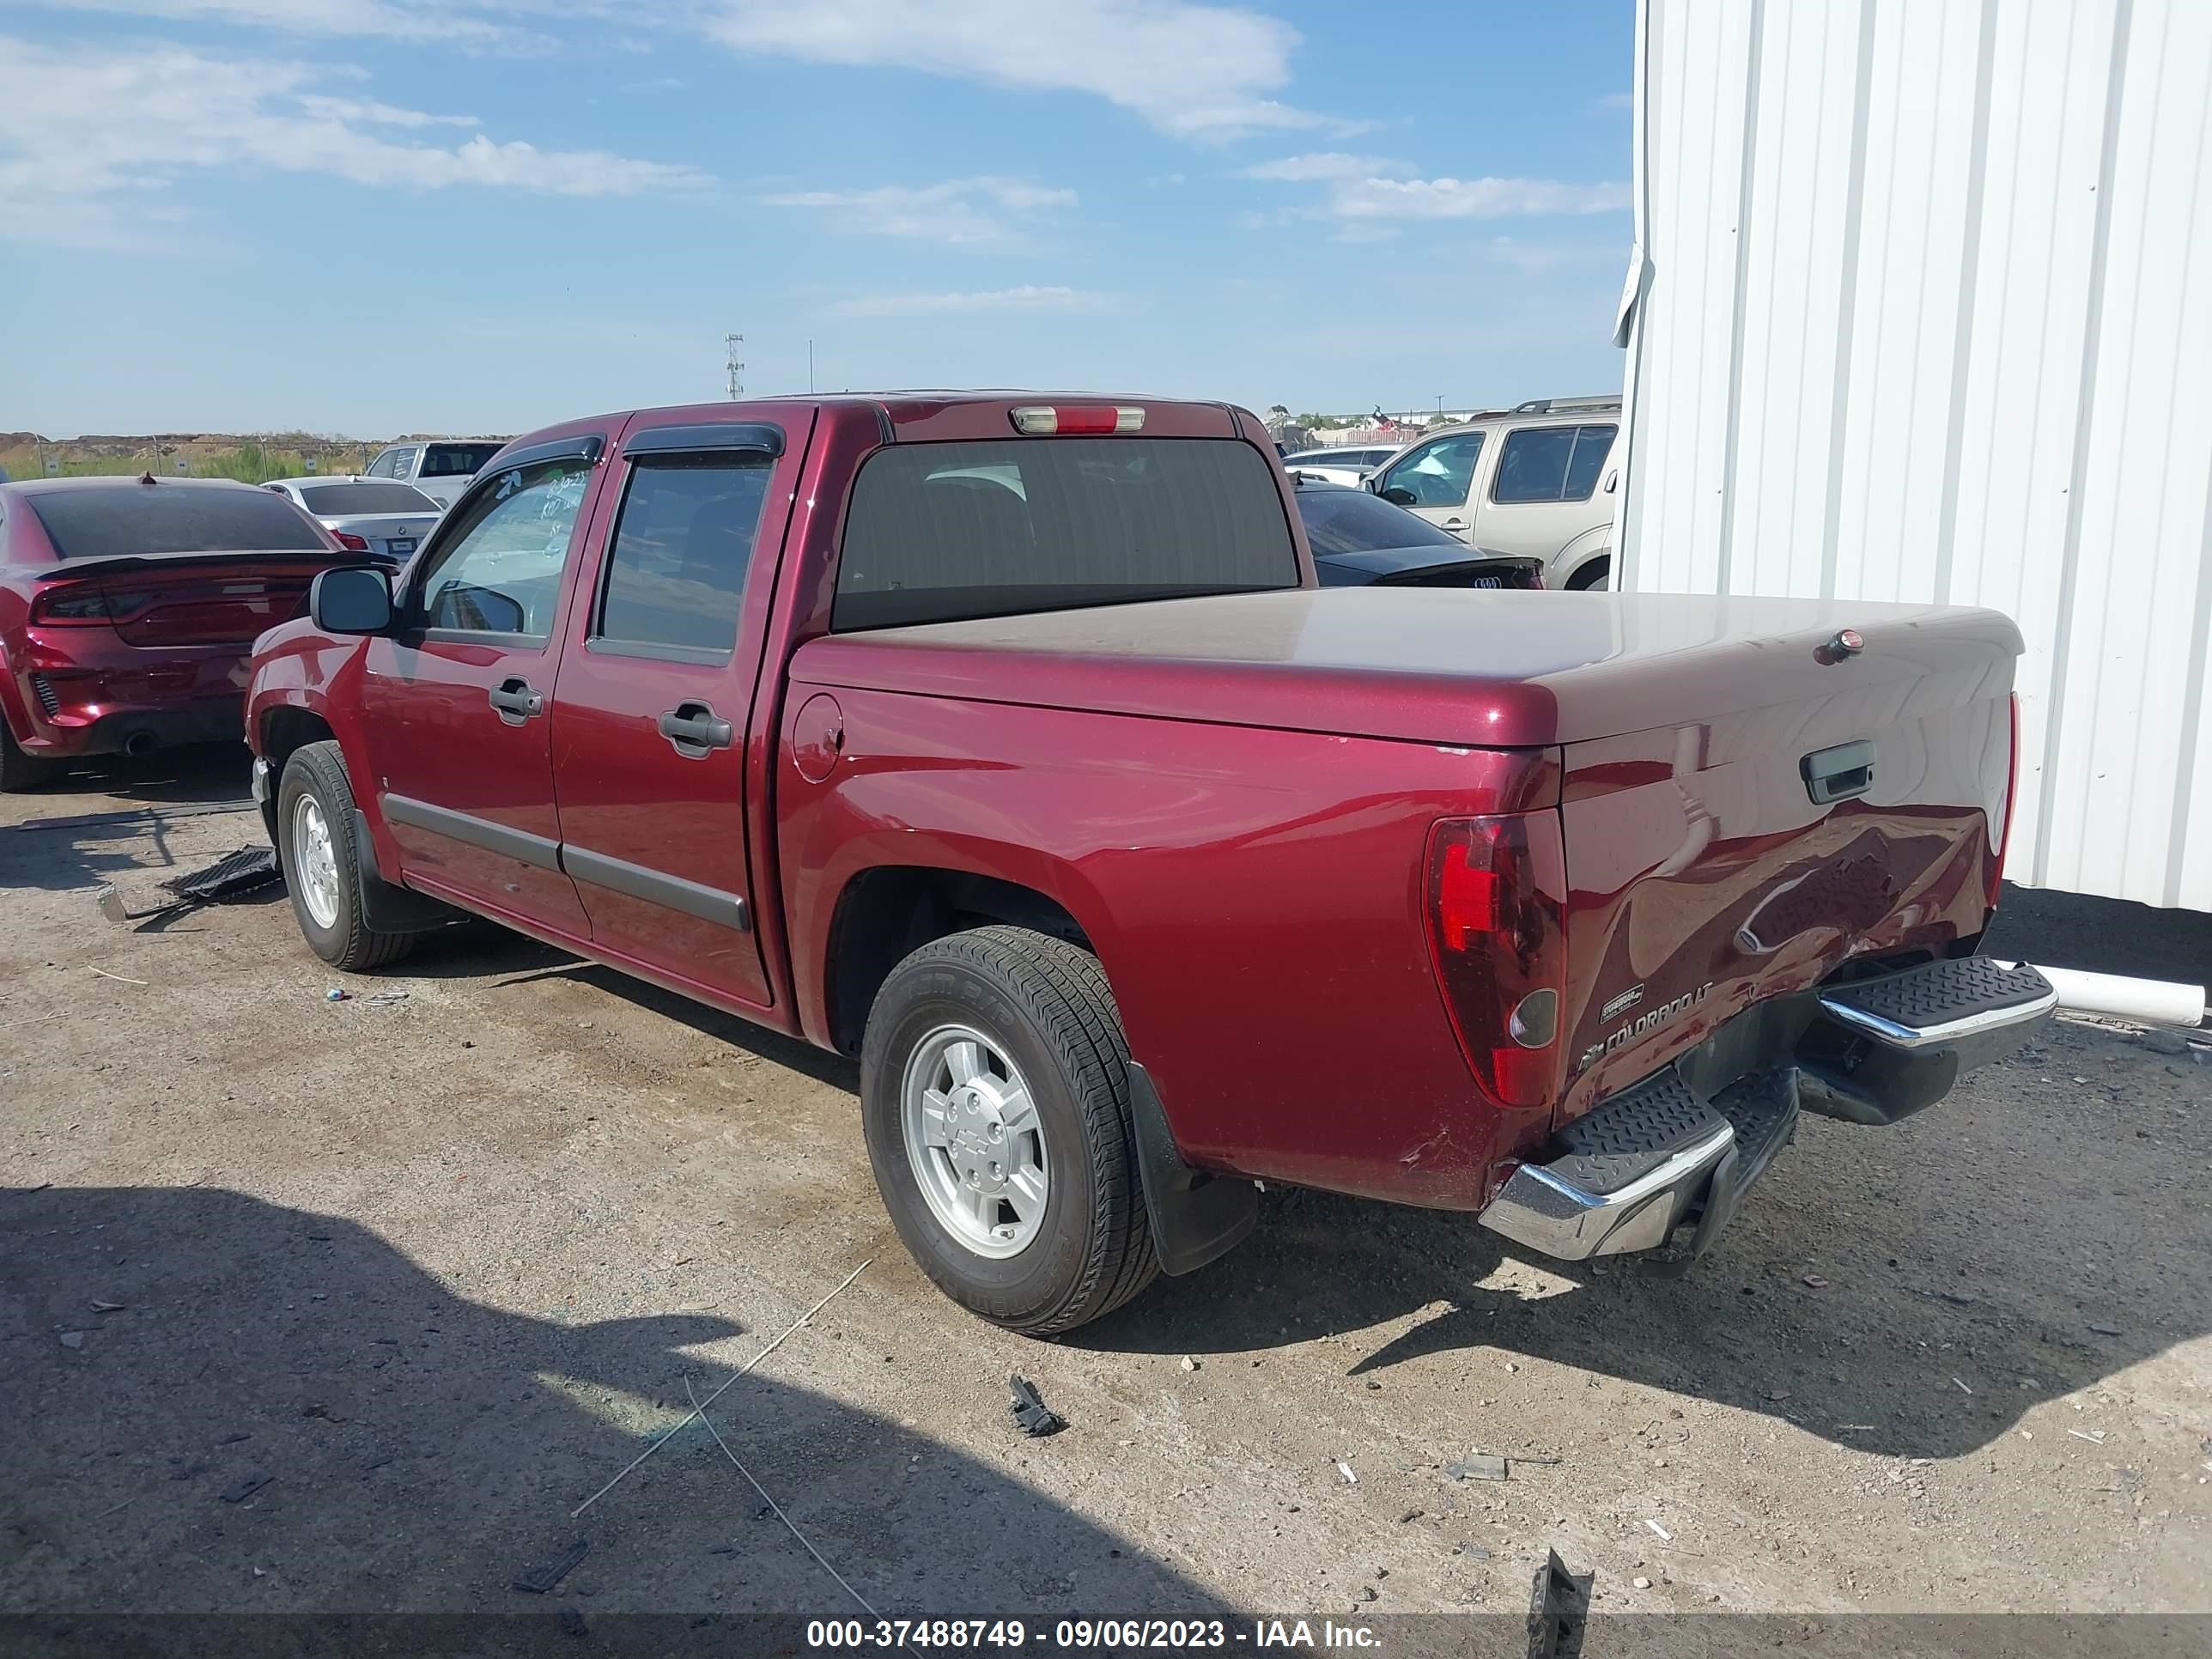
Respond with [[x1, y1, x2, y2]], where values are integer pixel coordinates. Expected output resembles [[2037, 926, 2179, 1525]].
[[487, 678, 544, 725], [659, 702, 733, 758]]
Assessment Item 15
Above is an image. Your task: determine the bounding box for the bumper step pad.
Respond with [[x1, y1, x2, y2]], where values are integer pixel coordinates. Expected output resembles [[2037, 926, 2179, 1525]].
[[1545, 1071, 1724, 1197], [1819, 957, 2056, 1048]]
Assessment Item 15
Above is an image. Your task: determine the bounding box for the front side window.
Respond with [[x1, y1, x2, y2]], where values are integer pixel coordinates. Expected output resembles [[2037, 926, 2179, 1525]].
[[409, 459, 589, 639], [592, 455, 771, 655], [1492, 423, 1618, 504], [833, 437, 1297, 631], [1376, 432, 1483, 508]]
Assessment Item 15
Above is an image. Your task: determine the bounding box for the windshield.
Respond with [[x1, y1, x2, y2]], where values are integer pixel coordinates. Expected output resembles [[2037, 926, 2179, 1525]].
[[1296, 484, 1463, 555], [29, 485, 328, 559], [834, 437, 1297, 630], [297, 481, 439, 515]]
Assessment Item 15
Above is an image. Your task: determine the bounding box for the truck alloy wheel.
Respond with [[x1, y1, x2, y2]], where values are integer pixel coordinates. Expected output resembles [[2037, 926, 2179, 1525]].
[[276, 740, 418, 973], [860, 926, 1159, 1334]]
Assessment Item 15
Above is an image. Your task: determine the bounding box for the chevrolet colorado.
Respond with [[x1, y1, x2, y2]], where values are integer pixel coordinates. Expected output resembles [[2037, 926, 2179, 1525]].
[[245, 393, 2053, 1333]]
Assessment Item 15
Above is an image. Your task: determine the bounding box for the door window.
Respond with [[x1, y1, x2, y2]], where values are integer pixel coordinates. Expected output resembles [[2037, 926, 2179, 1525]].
[[592, 454, 772, 657], [1492, 424, 1618, 503], [408, 459, 590, 641], [1376, 433, 1483, 508]]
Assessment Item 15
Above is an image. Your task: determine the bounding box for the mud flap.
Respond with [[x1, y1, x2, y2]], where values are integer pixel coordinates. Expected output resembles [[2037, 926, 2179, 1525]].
[[351, 808, 459, 933], [1126, 1062, 1259, 1277]]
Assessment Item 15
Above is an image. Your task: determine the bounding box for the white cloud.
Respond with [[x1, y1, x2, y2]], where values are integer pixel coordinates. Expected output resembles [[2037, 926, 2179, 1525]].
[[0, 36, 710, 246], [760, 176, 1075, 246], [1239, 152, 1409, 183], [703, 0, 1362, 141], [1331, 175, 1631, 221], [34, 0, 544, 50], [824, 285, 1115, 319]]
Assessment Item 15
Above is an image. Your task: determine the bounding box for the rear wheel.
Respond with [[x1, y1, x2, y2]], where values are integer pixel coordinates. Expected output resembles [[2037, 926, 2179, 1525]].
[[0, 721, 58, 793], [1566, 556, 1612, 591], [860, 926, 1159, 1334], [277, 740, 418, 972]]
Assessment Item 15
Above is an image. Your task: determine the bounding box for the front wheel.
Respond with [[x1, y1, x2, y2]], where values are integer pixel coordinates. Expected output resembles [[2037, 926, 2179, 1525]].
[[860, 926, 1159, 1335], [276, 740, 418, 972]]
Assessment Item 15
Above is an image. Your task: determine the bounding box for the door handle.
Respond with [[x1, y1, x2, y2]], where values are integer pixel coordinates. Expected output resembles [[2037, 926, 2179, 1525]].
[[487, 677, 544, 725], [1443, 518, 1466, 529], [658, 701, 733, 758]]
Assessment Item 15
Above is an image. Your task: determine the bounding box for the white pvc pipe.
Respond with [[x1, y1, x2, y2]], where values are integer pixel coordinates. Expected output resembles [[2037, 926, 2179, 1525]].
[[1999, 963, 2207, 1030]]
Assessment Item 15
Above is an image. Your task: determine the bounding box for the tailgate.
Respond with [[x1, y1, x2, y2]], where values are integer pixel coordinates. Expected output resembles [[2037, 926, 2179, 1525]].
[[1553, 611, 2017, 1127], [90, 555, 331, 647]]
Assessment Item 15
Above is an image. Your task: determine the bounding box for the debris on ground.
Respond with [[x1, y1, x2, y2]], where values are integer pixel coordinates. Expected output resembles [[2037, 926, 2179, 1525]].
[[1953, 1376, 1974, 1395], [2069, 1429, 2107, 1444], [57, 1331, 83, 1349], [1444, 1453, 1509, 1482], [1801, 1274, 1829, 1288], [513, 1538, 589, 1594], [89, 1300, 124, 1312], [1336, 1460, 1358, 1486], [325, 988, 349, 1002], [88, 967, 149, 987], [364, 991, 410, 1006], [1632, 1575, 1653, 1589], [97, 845, 281, 927], [2087, 1322, 2124, 1336], [1644, 1518, 1673, 1541], [218, 1472, 271, 1504], [1008, 1375, 1066, 1437], [1180, 1355, 1199, 1372]]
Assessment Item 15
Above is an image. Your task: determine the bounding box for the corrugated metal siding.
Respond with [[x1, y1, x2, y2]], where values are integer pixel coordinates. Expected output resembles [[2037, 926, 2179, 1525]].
[[1619, 0, 2212, 909]]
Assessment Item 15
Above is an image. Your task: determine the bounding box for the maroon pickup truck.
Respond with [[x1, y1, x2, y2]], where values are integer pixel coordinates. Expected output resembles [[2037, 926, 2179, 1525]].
[[245, 392, 2054, 1334]]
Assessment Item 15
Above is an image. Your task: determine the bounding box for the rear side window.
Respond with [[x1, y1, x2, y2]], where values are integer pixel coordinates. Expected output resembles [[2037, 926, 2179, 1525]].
[[833, 438, 1296, 631], [1492, 424, 1617, 504], [297, 481, 439, 515], [422, 443, 501, 477], [593, 455, 771, 656], [27, 485, 327, 559]]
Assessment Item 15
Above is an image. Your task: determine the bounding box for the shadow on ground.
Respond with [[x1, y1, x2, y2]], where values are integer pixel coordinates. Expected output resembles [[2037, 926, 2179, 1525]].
[[0, 1186, 1213, 1616], [0, 745, 262, 896]]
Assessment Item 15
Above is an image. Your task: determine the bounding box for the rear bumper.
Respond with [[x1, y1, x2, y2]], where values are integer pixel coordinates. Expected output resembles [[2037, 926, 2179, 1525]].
[[10, 631, 252, 758], [1480, 956, 2054, 1264]]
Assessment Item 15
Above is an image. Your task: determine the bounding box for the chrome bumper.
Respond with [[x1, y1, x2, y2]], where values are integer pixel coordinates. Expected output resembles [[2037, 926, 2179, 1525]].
[[1480, 1116, 1734, 1261], [250, 756, 272, 805]]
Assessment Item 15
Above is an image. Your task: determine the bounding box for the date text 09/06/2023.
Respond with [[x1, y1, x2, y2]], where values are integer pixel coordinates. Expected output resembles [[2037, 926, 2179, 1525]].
[[805, 1619, 1386, 1650]]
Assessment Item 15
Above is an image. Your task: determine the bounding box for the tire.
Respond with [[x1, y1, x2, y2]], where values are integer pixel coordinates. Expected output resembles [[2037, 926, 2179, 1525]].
[[276, 740, 418, 972], [1565, 556, 1612, 591], [0, 720, 58, 793], [860, 926, 1160, 1335]]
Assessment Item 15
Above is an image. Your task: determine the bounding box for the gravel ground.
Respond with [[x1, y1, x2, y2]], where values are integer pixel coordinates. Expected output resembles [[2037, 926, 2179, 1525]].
[[2, 748, 2207, 1623]]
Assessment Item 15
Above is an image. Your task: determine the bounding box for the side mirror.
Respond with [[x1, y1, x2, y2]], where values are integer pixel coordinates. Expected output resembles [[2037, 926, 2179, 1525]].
[[309, 565, 392, 635], [1605, 468, 1620, 495], [1377, 485, 1419, 508]]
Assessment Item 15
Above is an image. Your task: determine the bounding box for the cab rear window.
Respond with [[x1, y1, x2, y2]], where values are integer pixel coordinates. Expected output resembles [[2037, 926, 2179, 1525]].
[[28, 485, 327, 559], [833, 438, 1297, 631]]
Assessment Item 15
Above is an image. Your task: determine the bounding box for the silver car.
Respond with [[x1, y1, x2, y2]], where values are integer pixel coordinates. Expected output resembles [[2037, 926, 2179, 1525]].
[[264, 477, 442, 564]]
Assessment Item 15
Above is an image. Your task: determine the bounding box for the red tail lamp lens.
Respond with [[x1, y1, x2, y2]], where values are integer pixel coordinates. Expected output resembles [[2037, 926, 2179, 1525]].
[[1424, 812, 1568, 1109], [332, 530, 371, 551]]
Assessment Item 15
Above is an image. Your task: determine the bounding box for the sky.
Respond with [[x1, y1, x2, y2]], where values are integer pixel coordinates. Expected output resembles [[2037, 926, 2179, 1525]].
[[0, 0, 1637, 438]]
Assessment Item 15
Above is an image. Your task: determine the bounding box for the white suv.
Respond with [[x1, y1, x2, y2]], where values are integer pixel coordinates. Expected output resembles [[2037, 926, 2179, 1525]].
[[1367, 398, 1621, 589], [362, 439, 507, 509]]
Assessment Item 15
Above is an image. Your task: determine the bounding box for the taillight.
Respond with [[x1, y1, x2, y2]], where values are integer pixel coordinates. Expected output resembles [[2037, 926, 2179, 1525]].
[[1986, 693, 2019, 911], [1008, 404, 1145, 435], [27, 581, 112, 625], [1423, 812, 1568, 1109], [331, 530, 371, 551]]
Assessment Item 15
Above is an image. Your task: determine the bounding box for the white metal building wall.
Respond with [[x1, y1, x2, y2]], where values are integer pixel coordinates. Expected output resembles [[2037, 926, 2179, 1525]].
[[1614, 0, 2212, 909]]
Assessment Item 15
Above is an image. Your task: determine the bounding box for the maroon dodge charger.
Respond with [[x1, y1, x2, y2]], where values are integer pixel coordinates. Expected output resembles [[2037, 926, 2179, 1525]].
[[0, 473, 356, 789]]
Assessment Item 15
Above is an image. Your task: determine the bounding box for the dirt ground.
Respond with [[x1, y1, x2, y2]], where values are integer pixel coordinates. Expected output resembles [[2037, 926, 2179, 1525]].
[[3, 747, 2207, 1626]]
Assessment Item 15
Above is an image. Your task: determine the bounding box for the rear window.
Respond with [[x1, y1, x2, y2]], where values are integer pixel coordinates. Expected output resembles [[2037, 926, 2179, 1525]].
[[1296, 484, 1462, 555], [28, 485, 327, 560], [833, 438, 1297, 631], [296, 481, 439, 515], [422, 443, 501, 477]]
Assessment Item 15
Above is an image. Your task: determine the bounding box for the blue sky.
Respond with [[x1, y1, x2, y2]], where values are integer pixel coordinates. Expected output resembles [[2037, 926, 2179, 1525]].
[[0, 1, 1635, 438]]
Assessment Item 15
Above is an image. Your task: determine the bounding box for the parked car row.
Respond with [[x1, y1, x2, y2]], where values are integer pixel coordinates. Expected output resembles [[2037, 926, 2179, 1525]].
[[1282, 396, 1623, 590]]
